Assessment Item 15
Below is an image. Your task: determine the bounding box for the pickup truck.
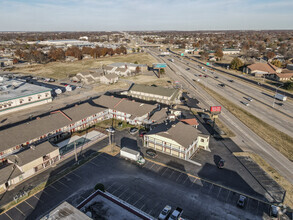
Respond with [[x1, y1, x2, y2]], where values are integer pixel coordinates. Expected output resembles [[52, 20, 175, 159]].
[[168, 207, 183, 220], [120, 147, 145, 165]]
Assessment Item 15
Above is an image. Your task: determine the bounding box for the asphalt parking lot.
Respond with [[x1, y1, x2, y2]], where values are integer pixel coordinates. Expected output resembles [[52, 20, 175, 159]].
[[0, 152, 277, 220]]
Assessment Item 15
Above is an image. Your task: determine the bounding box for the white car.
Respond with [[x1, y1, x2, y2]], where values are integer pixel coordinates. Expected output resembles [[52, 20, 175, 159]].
[[158, 205, 172, 220], [106, 127, 115, 133]]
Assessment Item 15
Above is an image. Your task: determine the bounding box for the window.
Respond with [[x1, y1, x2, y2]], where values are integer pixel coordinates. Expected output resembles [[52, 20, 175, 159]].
[[201, 138, 205, 142]]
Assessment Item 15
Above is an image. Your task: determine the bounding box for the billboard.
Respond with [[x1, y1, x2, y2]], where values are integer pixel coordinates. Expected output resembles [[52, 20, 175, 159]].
[[153, 63, 167, 68], [210, 106, 221, 113]]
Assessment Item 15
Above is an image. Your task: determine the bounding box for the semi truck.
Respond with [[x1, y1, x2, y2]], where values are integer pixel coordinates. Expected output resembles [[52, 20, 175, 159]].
[[275, 93, 287, 101], [120, 147, 145, 165]]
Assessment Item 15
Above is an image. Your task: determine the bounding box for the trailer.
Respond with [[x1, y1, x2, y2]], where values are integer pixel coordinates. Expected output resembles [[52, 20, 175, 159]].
[[275, 93, 287, 101], [120, 147, 145, 165]]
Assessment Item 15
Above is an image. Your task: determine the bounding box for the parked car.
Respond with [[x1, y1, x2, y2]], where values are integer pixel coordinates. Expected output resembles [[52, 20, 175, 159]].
[[237, 195, 247, 208], [146, 149, 157, 158], [186, 68, 190, 71], [168, 207, 183, 220], [228, 79, 234, 82], [129, 127, 138, 134], [139, 130, 146, 137], [106, 127, 115, 133], [158, 205, 172, 220]]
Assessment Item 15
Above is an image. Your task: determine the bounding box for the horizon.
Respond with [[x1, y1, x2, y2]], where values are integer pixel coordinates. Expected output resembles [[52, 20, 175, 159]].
[[1, 0, 293, 31]]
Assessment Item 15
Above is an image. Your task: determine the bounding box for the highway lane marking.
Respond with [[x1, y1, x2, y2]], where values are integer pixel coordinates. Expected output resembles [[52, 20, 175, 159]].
[[24, 200, 34, 209], [15, 206, 25, 216], [226, 191, 231, 202], [4, 213, 13, 220], [133, 195, 145, 206], [154, 164, 161, 172]]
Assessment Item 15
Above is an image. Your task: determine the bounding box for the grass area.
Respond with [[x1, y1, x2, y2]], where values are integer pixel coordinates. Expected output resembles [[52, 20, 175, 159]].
[[13, 53, 158, 79], [234, 152, 293, 208], [215, 118, 235, 137], [200, 83, 293, 161]]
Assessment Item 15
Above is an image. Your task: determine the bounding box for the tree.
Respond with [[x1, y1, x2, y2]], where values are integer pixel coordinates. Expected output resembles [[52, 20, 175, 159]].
[[137, 47, 140, 53], [283, 81, 293, 90], [230, 57, 244, 70], [267, 51, 275, 60], [199, 51, 209, 60], [135, 66, 141, 73], [132, 48, 136, 53], [214, 48, 224, 60], [271, 60, 283, 68], [134, 61, 138, 64], [159, 68, 165, 74]]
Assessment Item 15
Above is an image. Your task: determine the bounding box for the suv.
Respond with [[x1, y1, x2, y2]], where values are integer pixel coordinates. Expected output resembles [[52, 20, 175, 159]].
[[129, 127, 138, 134], [217, 159, 225, 169], [168, 207, 183, 220], [270, 205, 279, 218], [237, 195, 247, 208], [158, 205, 172, 220]]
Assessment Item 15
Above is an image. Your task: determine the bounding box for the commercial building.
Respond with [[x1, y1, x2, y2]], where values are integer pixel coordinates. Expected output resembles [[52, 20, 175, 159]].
[[223, 49, 241, 55], [126, 84, 182, 105], [100, 73, 119, 84], [244, 63, 281, 77], [107, 62, 148, 73], [144, 122, 209, 160], [0, 58, 13, 67], [0, 79, 52, 116]]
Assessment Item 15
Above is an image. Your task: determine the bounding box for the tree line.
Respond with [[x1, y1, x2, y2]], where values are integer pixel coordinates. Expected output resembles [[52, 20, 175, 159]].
[[14, 46, 127, 63]]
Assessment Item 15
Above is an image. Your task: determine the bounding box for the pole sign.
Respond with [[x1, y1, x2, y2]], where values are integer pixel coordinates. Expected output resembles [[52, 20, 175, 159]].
[[206, 62, 209, 66], [210, 106, 221, 114], [181, 53, 184, 56]]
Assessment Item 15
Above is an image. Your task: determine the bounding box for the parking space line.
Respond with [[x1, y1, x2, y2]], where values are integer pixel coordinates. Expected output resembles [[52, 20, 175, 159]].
[[41, 190, 52, 197], [256, 201, 259, 214], [5, 213, 13, 220], [112, 185, 123, 194], [246, 198, 250, 208], [208, 184, 214, 193], [176, 172, 183, 181], [89, 161, 99, 167], [57, 179, 70, 188], [117, 188, 129, 198], [24, 200, 34, 209], [71, 172, 82, 179], [155, 164, 161, 172], [217, 188, 222, 198], [49, 185, 61, 192], [160, 168, 169, 176], [142, 160, 149, 168], [226, 191, 231, 202], [149, 163, 155, 170], [182, 176, 189, 184], [125, 192, 136, 202], [133, 195, 144, 206], [168, 170, 174, 178], [15, 206, 25, 216], [106, 182, 117, 191], [140, 203, 146, 210], [147, 209, 153, 215]]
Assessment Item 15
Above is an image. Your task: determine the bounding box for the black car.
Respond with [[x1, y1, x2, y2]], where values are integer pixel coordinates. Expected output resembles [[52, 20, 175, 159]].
[[219, 83, 225, 87], [237, 195, 247, 208], [217, 159, 225, 168], [146, 149, 157, 158]]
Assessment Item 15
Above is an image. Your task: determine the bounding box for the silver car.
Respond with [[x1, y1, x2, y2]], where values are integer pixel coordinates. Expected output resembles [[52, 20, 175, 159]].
[[158, 205, 172, 220]]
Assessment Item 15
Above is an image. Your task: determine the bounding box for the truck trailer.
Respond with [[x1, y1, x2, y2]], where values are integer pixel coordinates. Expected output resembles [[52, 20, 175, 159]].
[[120, 147, 145, 165], [275, 93, 287, 101]]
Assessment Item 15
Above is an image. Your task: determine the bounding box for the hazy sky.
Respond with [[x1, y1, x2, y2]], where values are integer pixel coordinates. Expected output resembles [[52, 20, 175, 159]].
[[1, 0, 293, 31]]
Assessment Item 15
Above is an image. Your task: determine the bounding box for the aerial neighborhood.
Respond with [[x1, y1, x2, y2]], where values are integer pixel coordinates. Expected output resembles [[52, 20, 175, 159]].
[[0, 29, 292, 220]]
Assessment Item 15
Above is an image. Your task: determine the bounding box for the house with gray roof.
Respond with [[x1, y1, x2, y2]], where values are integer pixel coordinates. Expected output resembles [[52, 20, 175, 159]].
[[144, 121, 209, 160], [127, 84, 182, 105]]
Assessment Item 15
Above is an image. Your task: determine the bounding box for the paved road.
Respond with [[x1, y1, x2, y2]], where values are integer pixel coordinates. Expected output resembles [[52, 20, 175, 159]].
[[148, 49, 293, 184]]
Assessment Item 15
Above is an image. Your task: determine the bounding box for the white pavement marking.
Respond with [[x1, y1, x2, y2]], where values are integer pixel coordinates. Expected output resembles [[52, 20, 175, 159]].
[[160, 168, 169, 176], [182, 176, 189, 184], [147, 209, 153, 215], [71, 172, 82, 179], [24, 200, 34, 209], [217, 188, 222, 198], [208, 184, 214, 194], [149, 163, 155, 170], [155, 164, 161, 172], [5, 213, 13, 220], [112, 185, 123, 194], [168, 170, 175, 178], [133, 195, 144, 206], [140, 203, 146, 210], [89, 161, 100, 167], [49, 185, 61, 192], [42, 190, 52, 197], [106, 182, 117, 192], [57, 180, 70, 188], [15, 206, 25, 216], [142, 161, 149, 168], [33, 194, 44, 203], [125, 192, 137, 203], [226, 191, 231, 202], [117, 188, 129, 198], [256, 201, 260, 214], [176, 172, 183, 181]]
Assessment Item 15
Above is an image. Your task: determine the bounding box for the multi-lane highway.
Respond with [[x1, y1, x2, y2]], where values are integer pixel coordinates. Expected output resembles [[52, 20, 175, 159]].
[[166, 54, 293, 137], [148, 49, 293, 184]]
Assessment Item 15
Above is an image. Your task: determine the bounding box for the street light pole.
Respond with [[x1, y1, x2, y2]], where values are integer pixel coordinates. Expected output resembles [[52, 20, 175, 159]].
[[74, 141, 78, 162]]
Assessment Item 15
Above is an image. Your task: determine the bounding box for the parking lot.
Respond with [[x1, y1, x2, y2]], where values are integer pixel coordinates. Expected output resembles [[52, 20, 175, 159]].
[[0, 152, 277, 220]]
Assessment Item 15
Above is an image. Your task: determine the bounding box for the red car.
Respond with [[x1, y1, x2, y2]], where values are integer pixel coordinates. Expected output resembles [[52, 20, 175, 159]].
[[139, 131, 146, 137]]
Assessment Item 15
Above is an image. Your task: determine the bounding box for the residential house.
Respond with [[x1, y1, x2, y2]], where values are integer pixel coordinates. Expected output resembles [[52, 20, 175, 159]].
[[100, 73, 119, 84]]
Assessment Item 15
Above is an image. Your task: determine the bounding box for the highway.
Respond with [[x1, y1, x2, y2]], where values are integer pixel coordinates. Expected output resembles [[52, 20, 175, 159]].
[[147, 49, 293, 184], [166, 54, 293, 137]]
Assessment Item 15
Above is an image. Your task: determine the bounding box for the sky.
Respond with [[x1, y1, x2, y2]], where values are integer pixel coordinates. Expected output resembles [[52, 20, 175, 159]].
[[0, 0, 293, 31]]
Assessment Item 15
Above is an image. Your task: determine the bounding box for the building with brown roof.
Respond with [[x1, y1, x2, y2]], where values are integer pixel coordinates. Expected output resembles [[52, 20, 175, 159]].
[[245, 63, 281, 77], [144, 121, 209, 160]]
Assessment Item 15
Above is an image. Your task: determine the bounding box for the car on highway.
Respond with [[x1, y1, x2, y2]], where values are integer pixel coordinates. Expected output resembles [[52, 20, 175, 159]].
[[146, 149, 158, 158], [269, 205, 279, 218], [219, 83, 225, 87], [237, 195, 247, 208], [186, 68, 190, 71], [228, 79, 234, 82], [199, 75, 202, 77], [106, 127, 115, 133], [129, 127, 138, 134], [158, 205, 172, 220], [246, 97, 253, 101], [241, 101, 249, 106], [204, 75, 208, 78], [214, 76, 219, 79]]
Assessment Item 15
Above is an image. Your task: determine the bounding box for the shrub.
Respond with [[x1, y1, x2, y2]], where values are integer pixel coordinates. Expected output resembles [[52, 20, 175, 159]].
[[94, 183, 105, 192]]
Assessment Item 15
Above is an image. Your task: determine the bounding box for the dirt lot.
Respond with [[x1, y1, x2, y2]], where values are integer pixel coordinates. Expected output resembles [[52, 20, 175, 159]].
[[13, 53, 158, 79]]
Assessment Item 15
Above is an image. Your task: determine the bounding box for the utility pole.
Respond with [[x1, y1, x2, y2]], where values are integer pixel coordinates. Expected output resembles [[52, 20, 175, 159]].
[[74, 141, 78, 162]]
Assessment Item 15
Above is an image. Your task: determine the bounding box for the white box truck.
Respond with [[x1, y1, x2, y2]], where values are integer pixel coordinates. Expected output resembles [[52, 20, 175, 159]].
[[120, 147, 145, 165], [275, 93, 287, 101]]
